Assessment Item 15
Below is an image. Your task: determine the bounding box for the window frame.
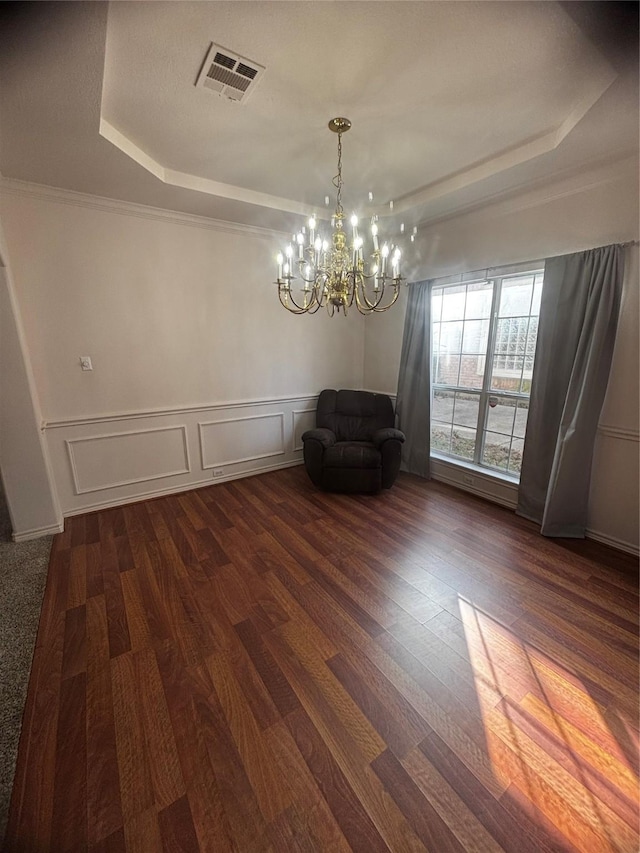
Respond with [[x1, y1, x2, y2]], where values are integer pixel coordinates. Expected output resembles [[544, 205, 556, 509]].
[[431, 267, 544, 479]]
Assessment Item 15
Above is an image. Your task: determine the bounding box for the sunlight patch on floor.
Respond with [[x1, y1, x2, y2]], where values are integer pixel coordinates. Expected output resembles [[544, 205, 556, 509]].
[[458, 597, 639, 853]]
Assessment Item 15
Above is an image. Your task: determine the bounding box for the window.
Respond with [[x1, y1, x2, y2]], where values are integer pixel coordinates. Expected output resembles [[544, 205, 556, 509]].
[[431, 269, 543, 478]]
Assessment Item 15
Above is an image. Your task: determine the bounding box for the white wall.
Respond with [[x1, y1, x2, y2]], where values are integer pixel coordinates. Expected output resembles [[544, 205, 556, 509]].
[[0, 221, 62, 539], [0, 185, 365, 515], [364, 156, 639, 553], [2, 156, 637, 552]]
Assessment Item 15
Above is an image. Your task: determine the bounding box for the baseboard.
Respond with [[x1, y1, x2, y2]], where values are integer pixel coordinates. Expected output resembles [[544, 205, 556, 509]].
[[62, 459, 304, 518], [12, 522, 64, 542], [585, 527, 639, 557], [429, 457, 519, 510], [433, 464, 638, 556], [50, 463, 640, 558]]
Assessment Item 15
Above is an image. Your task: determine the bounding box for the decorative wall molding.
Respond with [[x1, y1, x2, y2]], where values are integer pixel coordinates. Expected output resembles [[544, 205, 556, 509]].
[[198, 412, 285, 469], [597, 424, 640, 442], [361, 389, 397, 400], [4, 153, 633, 250], [42, 393, 319, 430], [0, 177, 285, 239], [100, 118, 315, 222], [66, 425, 190, 494], [413, 152, 638, 230], [45, 394, 318, 516], [292, 408, 316, 452]]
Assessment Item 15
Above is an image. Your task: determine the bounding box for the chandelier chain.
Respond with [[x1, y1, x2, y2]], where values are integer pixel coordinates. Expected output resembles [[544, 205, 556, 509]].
[[333, 132, 343, 216]]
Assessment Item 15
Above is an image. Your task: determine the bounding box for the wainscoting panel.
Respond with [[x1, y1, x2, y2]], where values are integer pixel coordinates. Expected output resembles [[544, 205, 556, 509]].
[[44, 394, 318, 516], [199, 413, 285, 469], [66, 425, 190, 493], [588, 426, 639, 554], [292, 408, 316, 451]]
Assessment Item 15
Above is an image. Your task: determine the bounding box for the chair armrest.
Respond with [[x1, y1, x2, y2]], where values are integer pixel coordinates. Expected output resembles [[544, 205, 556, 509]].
[[302, 428, 336, 449], [372, 428, 405, 448]]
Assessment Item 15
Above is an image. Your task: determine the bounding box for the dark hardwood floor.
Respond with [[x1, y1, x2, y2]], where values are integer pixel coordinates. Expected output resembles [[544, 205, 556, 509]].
[[5, 467, 639, 852]]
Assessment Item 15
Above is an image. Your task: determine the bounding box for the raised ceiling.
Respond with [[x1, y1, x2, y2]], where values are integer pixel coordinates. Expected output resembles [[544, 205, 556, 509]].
[[0, 1, 637, 234]]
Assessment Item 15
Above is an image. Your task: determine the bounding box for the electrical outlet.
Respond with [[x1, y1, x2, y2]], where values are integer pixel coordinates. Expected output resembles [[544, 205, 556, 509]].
[[213, 468, 225, 478], [462, 474, 474, 486]]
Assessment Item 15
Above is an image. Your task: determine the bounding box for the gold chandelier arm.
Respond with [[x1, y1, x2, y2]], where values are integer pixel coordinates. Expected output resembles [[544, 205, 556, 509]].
[[278, 283, 323, 314], [370, 282, 401, 312], [354, 279, 402, 314], [278, 289, 312, 314], [355, 278, 387, 311]]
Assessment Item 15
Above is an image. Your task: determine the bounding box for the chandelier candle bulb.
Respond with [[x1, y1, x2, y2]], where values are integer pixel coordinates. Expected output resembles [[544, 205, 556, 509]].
[[297, 232, 304, 259], [393, 247, 401, 278], [392, 251, 401, 278], [381, 243, 389, 277], [371, 222, 379, 252], [353, 236, 363, 268], [277, 252, 283, 280]]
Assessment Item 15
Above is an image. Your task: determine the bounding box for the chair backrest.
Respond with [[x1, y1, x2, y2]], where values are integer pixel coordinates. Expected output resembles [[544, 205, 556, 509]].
[[316, 389, 395, 442]]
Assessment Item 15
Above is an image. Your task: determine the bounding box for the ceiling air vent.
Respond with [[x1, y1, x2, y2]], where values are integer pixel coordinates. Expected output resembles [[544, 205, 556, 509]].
[[195, 43, 265, 103]]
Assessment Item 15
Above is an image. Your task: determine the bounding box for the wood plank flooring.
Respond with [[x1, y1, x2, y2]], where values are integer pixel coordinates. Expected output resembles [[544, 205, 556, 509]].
[[5, 468, 639, 852]]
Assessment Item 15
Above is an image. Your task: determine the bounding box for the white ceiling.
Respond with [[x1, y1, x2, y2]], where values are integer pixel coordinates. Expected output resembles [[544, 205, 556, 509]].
[[0, 1, 637, 235]]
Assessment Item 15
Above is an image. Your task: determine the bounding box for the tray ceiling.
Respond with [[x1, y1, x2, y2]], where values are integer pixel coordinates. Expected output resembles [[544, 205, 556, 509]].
[[0, 1, 637, 233]]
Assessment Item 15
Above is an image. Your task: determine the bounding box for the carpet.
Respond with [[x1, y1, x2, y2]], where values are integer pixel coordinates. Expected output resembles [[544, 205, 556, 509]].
[[0, 484, 52, 843]]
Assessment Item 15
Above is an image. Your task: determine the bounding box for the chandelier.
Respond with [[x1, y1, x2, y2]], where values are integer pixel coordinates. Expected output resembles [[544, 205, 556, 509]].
[[275, 117, 404, 316]]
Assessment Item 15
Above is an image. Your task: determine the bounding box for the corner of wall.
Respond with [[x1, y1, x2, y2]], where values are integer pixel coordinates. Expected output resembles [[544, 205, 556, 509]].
[[0, 213, 62, 538]]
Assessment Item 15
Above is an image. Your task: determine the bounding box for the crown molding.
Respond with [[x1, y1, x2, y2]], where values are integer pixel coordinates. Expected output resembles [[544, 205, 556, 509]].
[[100, 119, 317, 220], [415, 151, 638, 230], [385, 65, 618, 218], [1, 149, 636, 240], [0, 176, 289, 239]]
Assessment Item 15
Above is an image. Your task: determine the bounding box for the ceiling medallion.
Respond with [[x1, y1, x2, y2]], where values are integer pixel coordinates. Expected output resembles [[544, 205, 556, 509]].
[[275, 118, 405, 316]]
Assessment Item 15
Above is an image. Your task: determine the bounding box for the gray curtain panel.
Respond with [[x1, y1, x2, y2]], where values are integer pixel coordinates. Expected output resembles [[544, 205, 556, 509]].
[[517, 244, 624, 537], [395, 280, 432, 478]]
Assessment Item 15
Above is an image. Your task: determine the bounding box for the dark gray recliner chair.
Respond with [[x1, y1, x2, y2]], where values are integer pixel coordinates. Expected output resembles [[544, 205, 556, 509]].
[[302, 389, 405, 493]]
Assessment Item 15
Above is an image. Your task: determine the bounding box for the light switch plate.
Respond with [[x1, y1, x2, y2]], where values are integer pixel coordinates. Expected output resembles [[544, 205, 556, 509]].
[[79, 356, 93, 371]]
